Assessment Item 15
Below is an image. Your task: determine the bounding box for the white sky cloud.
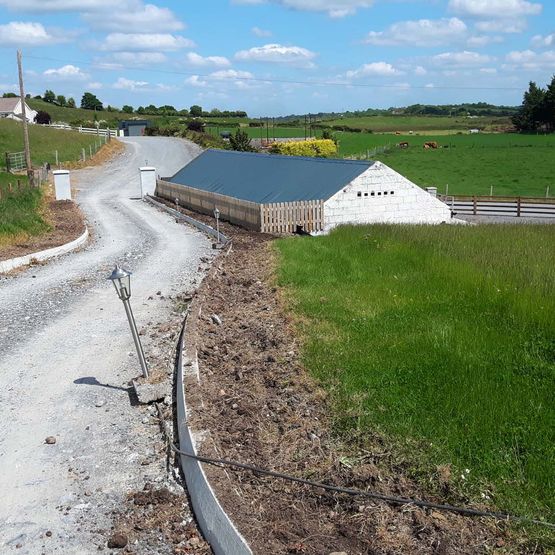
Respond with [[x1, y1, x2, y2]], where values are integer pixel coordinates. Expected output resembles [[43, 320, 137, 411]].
[[43, 64, 89, 80], [346, 62, 400, 78], [531, 33, 555, 48], [0, 21, 64, 45], [185, 52, 231, 68], [234, 0, 373, 18], [100, 32, 194, 51], [185, 75, 208, 88], [364, 18, 468, 47], [0, 0, 113, 9], [97, 52, 168, 68], [252, 26, 272, 37], [433, 50, 494, 66], [83, 4, 184, 32], [475, 19, 527, 33], [114, 77, 149, 90], [504, 49, 555, 70], [235, 43, 316, 66], [448, 0, 542, 18]]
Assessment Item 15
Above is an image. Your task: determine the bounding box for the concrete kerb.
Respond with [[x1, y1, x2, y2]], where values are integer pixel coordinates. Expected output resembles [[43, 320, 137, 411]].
[[175, 239, 252, 554], [144, 195, 231, 246], [0, 227, 89, 274]]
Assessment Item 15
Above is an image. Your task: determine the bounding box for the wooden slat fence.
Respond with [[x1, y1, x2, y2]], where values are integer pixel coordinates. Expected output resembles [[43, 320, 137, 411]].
[[438, 194, 555, 219], [260, 200, 324, 233], [156, 179, 261, 230], [157, 179, 325, 233]]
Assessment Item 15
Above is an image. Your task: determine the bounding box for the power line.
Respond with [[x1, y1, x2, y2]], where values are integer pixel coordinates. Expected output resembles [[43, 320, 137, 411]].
[[24, 54, 524, 92]]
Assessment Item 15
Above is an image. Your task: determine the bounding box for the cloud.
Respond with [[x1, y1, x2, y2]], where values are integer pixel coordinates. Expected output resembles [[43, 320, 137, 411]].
[[466, 34, 503, 46], [100, 32, 194, 51], [531, 33, 555, 48], [185, 52, 231, 68], [504, 49, 555, 70], [346, 62, 400, 78], [185, 75, 208, 88], [84, 3, 184, 32], [475, 19, 526, 33], [414, 66, 427, 76], [96, 52, 167, 68], [252, 26, 272, 37], [433, 50, 493, 66], [113, 77, 149, 90], [43, 64, 89, 80], [0, 0, 115, 10], [364, 17, 468, 47], [234, 0, 373, 18], [448, 0, 542, 18], [87, 81, 103, 89], [235, 43, 316, 66], [210, 69, 254, 79], [0, 21, 64, 45]]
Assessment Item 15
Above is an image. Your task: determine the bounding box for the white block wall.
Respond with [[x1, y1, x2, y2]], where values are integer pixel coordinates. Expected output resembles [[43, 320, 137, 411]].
[[324, 161, 451, 229]]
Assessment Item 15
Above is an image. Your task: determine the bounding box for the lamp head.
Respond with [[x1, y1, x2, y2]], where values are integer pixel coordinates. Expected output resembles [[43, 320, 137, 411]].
[[108, 265, 132, 301], [213, 207, 220, 219]]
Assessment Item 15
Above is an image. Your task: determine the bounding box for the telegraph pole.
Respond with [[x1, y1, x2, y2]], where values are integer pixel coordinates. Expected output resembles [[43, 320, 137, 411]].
[[17, 50, 33, 180]]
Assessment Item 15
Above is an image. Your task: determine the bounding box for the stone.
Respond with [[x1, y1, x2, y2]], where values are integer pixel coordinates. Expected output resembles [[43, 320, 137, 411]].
[[107, 532, 128, 549], [95, 399, 106, 408], [132, 380, 171, 404], [45, 436, 56, 445], [45, 531, 52, 537], [211, 314, 222, 326]]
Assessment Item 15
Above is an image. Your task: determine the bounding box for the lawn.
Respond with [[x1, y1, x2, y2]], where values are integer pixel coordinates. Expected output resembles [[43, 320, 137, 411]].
[[336, 132, 555, 197], [276, 224, 555, 525], [0, 119, 105, 169], [0, 173, 49, 246]]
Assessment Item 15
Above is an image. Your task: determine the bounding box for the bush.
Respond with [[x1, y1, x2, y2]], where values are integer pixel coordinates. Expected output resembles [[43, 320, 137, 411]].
[[34, 110, 52, 125], [269, 139, 337, 158], [229, 129, 255, 152], [186, 119, 205, 132]]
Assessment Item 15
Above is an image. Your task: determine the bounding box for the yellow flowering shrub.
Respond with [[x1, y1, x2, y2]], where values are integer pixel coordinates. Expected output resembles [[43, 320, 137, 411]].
[[269, 139, 337, 158]]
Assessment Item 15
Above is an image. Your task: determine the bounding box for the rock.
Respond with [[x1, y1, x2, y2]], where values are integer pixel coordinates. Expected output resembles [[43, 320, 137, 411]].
[[211, 314, 222, 326], [95, 399, 106, 408], [107, 532, 128, 549], [132, 379, 171, 404], [45, 531, 52, 537], [329, 552, 348, 555], [45, 436, 56, 445]]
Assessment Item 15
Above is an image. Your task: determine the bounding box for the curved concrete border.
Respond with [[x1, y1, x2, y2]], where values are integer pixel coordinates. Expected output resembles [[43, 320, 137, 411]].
[[144, 195, 230, 245], [0, 227, 89, 274], [176, 292, 252, 555]]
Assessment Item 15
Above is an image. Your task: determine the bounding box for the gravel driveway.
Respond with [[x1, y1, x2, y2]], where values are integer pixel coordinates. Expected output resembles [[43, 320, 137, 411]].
[[0, 137, 211, 553]]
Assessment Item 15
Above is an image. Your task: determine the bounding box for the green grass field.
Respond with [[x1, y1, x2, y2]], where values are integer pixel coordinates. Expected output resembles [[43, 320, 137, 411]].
[[276, 225, 555, 526], [0, 119, 105, 169], [336, 132, 555, 197], [0, 174, 49, 246], [321, 115, 510, 132]]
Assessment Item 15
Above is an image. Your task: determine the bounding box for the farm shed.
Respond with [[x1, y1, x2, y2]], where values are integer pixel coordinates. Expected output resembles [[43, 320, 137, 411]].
[[0, 97, 37, 123], [157, 149, 451, 233], [118, 119, 149, 136]]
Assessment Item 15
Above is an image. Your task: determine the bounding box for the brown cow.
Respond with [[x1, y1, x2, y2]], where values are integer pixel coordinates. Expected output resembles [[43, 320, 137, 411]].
[[424, 141, 438, 149]]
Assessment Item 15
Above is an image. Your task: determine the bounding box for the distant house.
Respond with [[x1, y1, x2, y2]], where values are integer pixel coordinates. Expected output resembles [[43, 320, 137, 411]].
[[157, 149, 452, 233], [118, 120, 150, 137], [0, 97, 37, 123], [469, 128, 480, 134]]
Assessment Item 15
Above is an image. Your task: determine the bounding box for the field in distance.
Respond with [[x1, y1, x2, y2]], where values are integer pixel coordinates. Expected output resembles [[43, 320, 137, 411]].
[[276, 224, 555, 541]]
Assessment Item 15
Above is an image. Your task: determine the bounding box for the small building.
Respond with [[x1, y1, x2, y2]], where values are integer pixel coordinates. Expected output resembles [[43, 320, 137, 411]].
[[118, 119, 149, 137], [157, 149, 451, 233], [0, 97, 37, 123]]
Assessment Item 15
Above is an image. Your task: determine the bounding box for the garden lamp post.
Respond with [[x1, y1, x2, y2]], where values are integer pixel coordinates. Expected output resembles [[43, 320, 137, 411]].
[[108, 265, 149, 378], [213, 207, 220, 244]]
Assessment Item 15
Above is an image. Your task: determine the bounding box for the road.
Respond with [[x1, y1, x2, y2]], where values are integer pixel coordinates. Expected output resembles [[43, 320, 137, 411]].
[[0, 137, 210, 553]]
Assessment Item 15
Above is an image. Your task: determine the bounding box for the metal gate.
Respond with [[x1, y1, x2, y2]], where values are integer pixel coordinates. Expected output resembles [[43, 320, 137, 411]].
[[5, 151, 26, 172]]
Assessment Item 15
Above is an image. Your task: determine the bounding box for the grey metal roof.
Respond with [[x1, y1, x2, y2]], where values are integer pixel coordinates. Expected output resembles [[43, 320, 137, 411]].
[[169, 149, 373, 204]]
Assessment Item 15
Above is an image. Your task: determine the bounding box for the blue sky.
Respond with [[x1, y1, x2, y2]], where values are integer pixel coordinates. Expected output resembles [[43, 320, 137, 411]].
[[0, 0, 554, 116]]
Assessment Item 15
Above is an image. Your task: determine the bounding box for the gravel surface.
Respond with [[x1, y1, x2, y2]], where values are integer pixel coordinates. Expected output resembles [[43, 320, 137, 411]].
[[0, 137, 212, 553]]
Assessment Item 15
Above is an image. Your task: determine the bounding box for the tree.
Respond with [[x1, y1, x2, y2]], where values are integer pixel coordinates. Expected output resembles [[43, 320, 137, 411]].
[[122, 105, 134, 114], [43, 89, 55, 103], [67, 97, 76, 108], [512, 81, 546, 132], [229, 129, 254, 152], [81, 92, 103, 111], [137, 106, 145, 115], [34, 110, 51, 124], [189, 104, 203, 117], [2, 92, 17, 98], [186, 119, 205, 132], [56, 95, 66, 107], [542, 75, 555, 132]]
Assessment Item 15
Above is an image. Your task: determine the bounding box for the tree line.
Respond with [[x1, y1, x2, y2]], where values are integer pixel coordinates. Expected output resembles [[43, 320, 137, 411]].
[[512, 76, 555, 133]]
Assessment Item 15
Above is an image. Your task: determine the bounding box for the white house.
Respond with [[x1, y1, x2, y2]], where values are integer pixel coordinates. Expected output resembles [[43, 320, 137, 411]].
[[162, 149, 452, 232], [0, 97, 37, 123]]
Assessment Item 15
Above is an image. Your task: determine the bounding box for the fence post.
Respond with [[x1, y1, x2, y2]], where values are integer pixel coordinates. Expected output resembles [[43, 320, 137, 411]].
[[55, 150, 58, 166], [81, 148, 86, 161], [517, 196, 521, 217], [473, 195, 477, 215], [89, 145, 92, 157], [5, 152, 10, 173], [547, 186, 550, 198]]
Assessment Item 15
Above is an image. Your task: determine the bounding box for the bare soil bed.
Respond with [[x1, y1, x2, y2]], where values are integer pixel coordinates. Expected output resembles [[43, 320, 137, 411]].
[[156, 200, 512, 554], [0, 197, 85, 262]]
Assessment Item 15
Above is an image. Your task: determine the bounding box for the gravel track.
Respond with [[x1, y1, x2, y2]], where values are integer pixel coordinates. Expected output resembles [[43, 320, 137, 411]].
[[0, 137, 210, 553]]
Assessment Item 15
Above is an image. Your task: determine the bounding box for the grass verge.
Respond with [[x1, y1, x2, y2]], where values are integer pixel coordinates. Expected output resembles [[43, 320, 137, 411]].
[[276, 224, 554, 527], [0, 173, 49, 247]]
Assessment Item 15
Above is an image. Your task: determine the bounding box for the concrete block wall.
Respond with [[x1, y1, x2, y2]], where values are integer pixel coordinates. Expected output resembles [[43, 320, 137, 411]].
[[324, 161, 451, 229]]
